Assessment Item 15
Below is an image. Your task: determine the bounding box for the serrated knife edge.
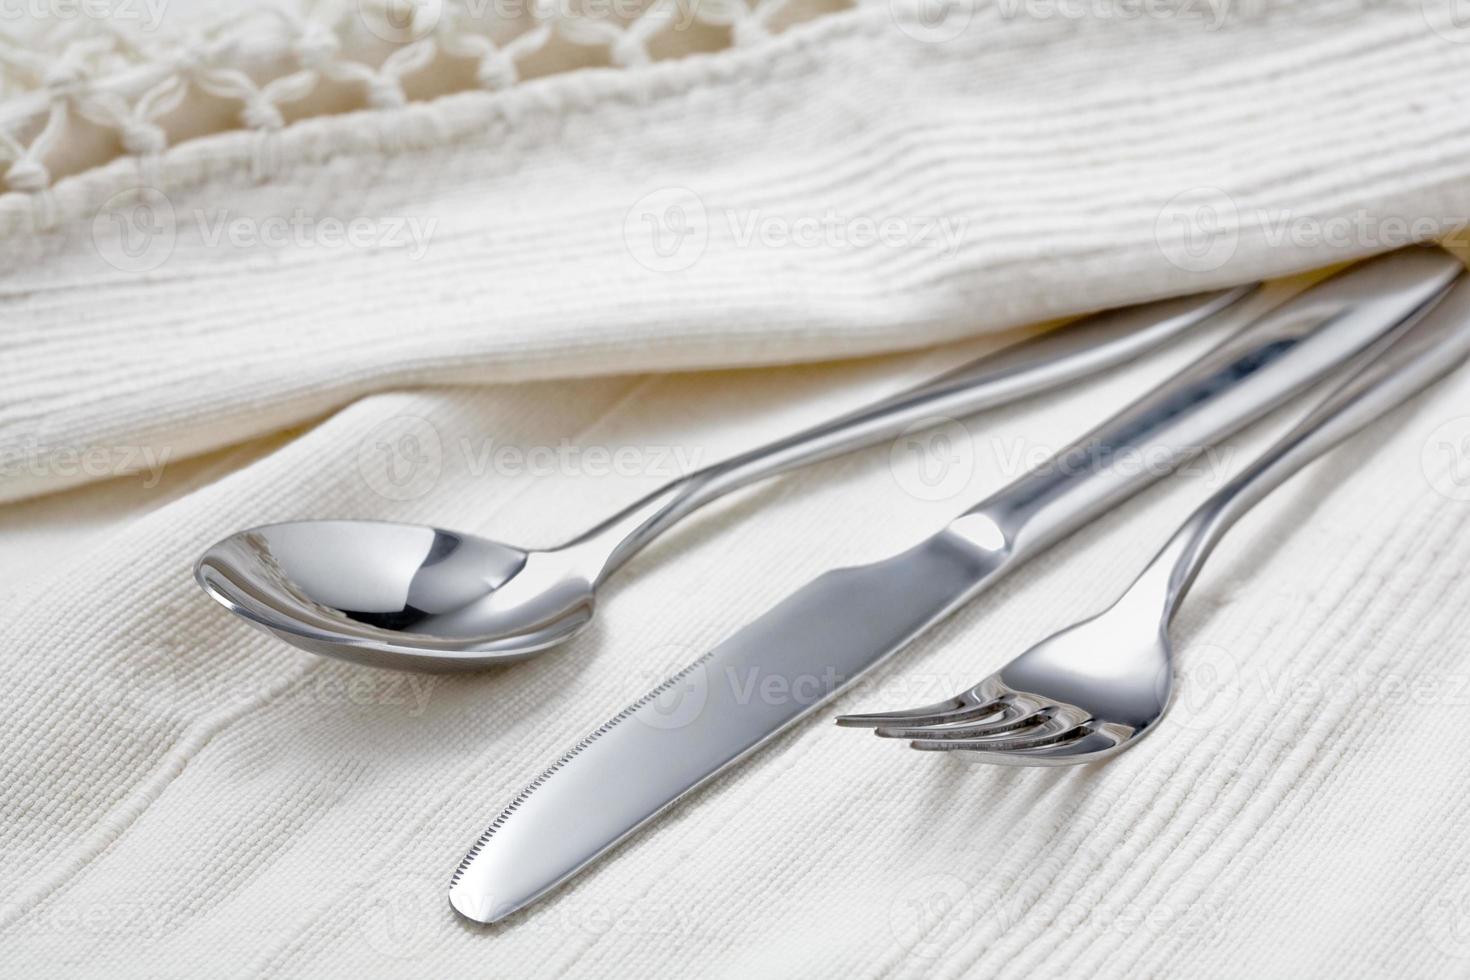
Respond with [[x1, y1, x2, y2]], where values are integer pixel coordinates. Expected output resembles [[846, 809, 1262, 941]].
[[448, 646, 720, 893]]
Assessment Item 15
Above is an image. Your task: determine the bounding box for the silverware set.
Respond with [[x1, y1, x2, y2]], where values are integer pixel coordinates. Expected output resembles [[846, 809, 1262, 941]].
[[196, 245, 1470, 924], [197, 284, 1256, 670]]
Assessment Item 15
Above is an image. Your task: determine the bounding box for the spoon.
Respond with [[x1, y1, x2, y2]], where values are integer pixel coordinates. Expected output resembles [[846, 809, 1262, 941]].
[[196, 287, 1257, 671]]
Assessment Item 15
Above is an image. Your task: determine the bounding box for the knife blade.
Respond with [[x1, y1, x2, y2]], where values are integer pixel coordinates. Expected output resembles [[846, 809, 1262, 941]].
[[449, 247, 1465, 924], [448, 530, 991, 923]]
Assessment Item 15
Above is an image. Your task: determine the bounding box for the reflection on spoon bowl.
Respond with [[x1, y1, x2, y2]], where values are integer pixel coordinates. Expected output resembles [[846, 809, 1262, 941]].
[[195, 521, 598, 671]]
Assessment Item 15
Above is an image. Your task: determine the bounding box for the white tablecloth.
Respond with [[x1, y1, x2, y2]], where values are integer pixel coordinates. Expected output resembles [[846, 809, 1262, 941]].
[[4, 1, 1470, 975]]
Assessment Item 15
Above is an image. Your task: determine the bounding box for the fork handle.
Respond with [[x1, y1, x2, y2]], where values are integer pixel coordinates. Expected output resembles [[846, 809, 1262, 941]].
[[961, 248, 1466, 560], [1136, 269, 1470, 624], [569, 285, 1256, 580]]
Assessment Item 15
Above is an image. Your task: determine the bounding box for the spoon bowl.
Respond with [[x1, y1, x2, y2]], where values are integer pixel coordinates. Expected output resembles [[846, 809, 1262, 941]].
[[195, 520, 599, 671]]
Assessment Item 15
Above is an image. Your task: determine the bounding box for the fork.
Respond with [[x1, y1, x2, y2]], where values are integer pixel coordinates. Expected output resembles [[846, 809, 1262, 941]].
[[836, 272, 1470, 765]]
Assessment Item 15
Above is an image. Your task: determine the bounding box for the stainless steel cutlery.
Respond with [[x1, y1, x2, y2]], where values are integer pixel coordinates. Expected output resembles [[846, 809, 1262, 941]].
[[838, 266, 1470, 763], [446, 247, 1466, 924], [195, 287, 1255, 670]]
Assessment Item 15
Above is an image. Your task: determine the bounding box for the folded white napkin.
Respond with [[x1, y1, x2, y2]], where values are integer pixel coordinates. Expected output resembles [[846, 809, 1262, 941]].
[[3, 0, 1470, 975]]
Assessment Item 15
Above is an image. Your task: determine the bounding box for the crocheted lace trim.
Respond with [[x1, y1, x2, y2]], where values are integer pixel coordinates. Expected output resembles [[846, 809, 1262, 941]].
[[0, 0, 851, 195]]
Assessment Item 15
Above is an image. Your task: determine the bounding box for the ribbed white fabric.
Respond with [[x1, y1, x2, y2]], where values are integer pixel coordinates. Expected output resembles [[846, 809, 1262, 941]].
[[5, 0, 1470, 504], [4, 0, 1470, 976]]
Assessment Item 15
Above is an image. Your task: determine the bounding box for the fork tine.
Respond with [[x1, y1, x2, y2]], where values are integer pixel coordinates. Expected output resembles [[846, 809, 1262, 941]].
[[933, 726, 1129, 766], [983, 728, 1124, 758], [909, 718, 1098, 753], [835, 682, 1011, 730], [880, 702, 1054, 742]]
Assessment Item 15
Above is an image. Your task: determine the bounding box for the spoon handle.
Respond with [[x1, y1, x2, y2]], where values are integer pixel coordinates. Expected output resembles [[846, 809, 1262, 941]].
[[1130, 263, 1470, 626], [569, 285, 1258, 579]]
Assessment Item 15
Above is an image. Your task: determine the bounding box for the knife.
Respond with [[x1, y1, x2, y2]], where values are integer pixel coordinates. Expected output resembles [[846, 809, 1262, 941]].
[[448, 247, 1466, 924]]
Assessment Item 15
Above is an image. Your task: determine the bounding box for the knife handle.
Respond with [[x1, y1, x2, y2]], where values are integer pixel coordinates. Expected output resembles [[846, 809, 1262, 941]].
[[1138, 272, 1470, 626], [571, 285, 1258, 580], [960, 247, 1466, 560]]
